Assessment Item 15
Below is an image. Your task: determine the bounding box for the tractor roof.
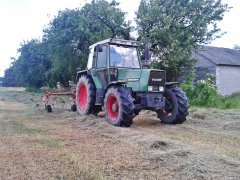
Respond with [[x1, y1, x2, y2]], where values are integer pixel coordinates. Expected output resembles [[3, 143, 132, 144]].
[[89, 38, 139, 49]]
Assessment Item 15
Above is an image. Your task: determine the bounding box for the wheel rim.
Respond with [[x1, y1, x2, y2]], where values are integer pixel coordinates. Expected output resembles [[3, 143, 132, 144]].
[[161, 109, 172, 117], [78, 83, 88, 110], [106, 94, 119, 121], [161, 95, 173, 117]]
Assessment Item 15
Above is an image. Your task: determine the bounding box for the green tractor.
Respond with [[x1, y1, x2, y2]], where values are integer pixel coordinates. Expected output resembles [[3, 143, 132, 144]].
[[75, 38, 189, 127]]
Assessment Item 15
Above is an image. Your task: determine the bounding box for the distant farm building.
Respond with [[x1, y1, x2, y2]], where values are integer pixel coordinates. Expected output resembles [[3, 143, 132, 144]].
[[193, 46, 240, 96]]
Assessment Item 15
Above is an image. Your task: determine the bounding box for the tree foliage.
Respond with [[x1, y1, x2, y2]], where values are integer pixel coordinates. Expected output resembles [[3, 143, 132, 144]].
[[16, 39, 51, 88], [3, 40, 51, 88], [4, 0, 131, 88], [3, 0, 230, 88], [43, 0, 131, 87], [2, 61, 20, 87], [136, 0, 229, 81]]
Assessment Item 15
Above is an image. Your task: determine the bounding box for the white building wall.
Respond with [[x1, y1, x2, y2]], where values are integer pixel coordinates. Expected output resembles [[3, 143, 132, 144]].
[[216, 66, 240, 96]]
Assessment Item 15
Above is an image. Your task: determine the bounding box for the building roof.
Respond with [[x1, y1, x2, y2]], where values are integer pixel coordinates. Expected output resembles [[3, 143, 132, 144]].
[[193, 46, 240, 66]]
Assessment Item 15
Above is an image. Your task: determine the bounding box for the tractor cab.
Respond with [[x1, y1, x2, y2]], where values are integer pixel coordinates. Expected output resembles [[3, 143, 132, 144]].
[[86, 38, 141, 89]]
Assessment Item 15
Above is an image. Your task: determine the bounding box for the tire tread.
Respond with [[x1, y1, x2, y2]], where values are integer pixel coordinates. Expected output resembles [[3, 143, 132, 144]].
[[158, 87, 189, 124]]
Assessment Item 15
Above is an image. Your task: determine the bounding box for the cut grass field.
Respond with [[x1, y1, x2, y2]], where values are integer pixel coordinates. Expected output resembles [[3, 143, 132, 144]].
[[0, 87, 239, 179]]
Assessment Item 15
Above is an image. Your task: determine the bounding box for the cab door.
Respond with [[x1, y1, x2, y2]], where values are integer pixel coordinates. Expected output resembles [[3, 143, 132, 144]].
[[94, 44, 108, 89]]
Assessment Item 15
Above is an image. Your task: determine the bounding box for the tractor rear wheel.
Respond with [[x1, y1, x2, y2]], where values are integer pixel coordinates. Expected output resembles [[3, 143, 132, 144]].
[[104, 86, 134, 127], [157, 87, 189, 124], [76, 75, 96, 115]]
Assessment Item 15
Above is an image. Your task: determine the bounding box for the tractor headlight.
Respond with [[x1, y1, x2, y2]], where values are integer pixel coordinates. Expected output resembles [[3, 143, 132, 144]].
[[159, 86, 164, 92], [148, 86, 164, 92], [148, 86, 153, 91]]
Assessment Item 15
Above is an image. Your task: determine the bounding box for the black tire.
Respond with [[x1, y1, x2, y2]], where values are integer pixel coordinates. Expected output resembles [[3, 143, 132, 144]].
[[46, 105, 52, 113], [157, 87, 189, 124], [104, 86, 134, 127], [134, 109, 141, 116], [91, 106, 102, 116], [71, 104, 77, 112], [76, 75, 96, 115]]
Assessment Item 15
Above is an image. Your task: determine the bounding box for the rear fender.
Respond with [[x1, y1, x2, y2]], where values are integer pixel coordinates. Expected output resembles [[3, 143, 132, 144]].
[[165, 82, 179, 89], [76, 70, 88, 82], [106, 80, 127, 91]]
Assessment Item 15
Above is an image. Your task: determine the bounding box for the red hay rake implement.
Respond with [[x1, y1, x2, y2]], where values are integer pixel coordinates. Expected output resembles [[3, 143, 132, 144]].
[[42, 87, 77, 112]]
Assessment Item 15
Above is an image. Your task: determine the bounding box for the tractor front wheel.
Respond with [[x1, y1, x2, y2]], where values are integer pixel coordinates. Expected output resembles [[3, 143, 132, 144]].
[[157, 87, 189, 124], [104, 86, 134, 127], [76, 75, 96, 115]]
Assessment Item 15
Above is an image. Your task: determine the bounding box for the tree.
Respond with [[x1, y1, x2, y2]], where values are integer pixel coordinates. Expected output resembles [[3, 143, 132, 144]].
[[81, 0, 131, 40], [3, 59, 21, 87], [0, 76, 3, 83], [42, 9, 81, 87], [136, 0, 229, 81], [43, 0, 132, 87], [4, 0, 131, 89], [14, 40, 51, 88]]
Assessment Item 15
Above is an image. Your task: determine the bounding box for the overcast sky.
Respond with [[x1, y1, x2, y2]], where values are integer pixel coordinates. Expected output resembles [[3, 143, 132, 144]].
[[0, 0, 239, 77]]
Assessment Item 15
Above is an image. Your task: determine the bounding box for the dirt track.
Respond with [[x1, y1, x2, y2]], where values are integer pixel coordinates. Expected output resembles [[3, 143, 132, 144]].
[[0, 87, 240, 179]]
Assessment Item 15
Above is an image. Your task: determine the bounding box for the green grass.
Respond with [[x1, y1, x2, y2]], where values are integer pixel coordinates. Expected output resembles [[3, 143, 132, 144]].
[[6, 120, 42, 135], [216, 93, 240, 109], [189, 93, 240, 109]]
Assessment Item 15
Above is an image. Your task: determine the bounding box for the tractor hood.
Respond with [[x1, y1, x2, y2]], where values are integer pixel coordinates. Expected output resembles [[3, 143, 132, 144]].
[[117, 68, 166, 92]]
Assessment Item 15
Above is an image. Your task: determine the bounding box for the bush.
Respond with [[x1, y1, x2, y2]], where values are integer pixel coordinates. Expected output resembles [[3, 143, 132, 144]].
[[181, 73, 240, 109]]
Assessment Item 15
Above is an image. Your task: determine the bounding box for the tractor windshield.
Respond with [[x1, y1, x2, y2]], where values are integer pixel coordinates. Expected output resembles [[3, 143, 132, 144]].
[[110, 45, 140, 69]]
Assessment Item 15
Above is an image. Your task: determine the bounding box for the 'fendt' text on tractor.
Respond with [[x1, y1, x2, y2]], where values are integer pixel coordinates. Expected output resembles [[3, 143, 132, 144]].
[[75, 38, 189, 127]]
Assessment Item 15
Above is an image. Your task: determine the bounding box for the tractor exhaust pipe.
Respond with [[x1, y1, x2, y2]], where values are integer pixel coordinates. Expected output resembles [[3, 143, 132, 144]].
[[142, 36, 151, 67]]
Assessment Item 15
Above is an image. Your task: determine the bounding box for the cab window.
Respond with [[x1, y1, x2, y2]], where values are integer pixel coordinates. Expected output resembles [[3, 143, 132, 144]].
[[110, 45, 140, 68], [96, 45, 107, 68]]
